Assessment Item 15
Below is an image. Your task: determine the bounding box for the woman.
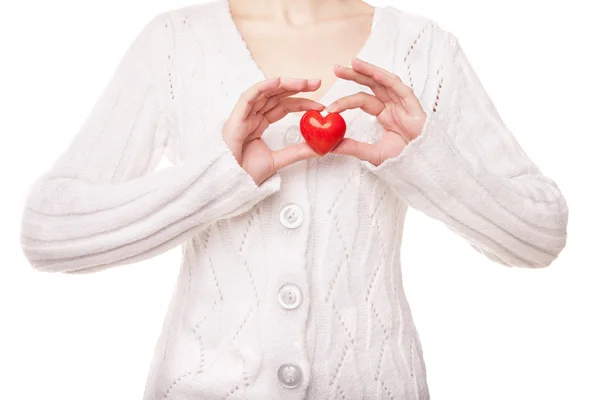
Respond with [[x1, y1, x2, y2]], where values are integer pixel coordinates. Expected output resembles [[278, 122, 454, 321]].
[[19, 0, 569, 398]]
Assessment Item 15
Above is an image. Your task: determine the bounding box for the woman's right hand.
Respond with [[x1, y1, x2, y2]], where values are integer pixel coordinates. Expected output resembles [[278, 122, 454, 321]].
[[222, 77, 325, 185]]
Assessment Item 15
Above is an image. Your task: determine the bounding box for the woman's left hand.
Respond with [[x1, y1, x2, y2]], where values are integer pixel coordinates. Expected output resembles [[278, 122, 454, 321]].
[[325, 57, 427, 166]]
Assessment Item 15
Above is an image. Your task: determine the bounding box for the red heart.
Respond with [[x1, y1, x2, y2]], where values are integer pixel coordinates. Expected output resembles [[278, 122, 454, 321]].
[[299, 110, 347, 156]]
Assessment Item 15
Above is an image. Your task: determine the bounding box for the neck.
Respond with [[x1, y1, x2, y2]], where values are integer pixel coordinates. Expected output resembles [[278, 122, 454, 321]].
[[227, 0, 368, 26]]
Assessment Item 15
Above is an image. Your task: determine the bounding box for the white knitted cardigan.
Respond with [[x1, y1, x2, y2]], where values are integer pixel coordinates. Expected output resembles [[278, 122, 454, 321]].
[[19, 0, 569, 399]]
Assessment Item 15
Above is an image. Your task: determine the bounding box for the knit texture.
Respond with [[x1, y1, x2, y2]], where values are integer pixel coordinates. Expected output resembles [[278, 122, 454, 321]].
[[19, 0, 569, 399]]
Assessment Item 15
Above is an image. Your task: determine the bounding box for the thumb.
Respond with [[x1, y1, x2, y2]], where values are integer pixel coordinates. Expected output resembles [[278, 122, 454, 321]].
[[271, 142, 322, 171], [330, 137, 381, 165]]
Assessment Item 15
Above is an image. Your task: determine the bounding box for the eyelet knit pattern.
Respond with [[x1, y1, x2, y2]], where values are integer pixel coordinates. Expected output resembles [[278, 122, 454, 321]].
[[19, 0, 568, 399]]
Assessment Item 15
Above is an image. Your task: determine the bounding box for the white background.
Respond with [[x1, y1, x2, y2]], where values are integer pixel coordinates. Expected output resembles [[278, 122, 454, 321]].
[[1, 0, 598, 399]]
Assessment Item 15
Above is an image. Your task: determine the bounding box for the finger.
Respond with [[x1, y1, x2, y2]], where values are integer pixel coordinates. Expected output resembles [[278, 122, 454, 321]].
[[245, 116, 271, 142], [370, 68, 422, 114], [347, 58, 402, 103], [258, 83, 323, 115], [325, 92, 385, 115], [352, 58, 421, 113], [263, 97, 326, 124], [250, 78, 322, 115], [231, 76, 282, 122], [271, 141, 321, 171], [329, 137, 381, 166], [332, 64, 390, 102], [265, 77, 322, 97], [256, 90, 299, 114]]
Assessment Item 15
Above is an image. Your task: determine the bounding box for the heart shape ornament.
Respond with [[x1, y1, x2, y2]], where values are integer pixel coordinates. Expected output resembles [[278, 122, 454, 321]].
[[299, 110, 347, 156]]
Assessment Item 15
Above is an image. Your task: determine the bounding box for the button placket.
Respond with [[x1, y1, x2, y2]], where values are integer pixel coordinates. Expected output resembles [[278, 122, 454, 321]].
[[271, 141, 309, 391]]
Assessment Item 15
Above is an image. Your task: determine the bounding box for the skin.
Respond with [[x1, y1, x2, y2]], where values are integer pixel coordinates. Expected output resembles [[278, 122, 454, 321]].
[[221, 0, 427, 185]]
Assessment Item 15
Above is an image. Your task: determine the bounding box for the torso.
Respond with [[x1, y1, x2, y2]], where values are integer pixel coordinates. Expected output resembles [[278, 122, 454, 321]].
[[147, 2, 438, 398], [227, 0, 376, 104]]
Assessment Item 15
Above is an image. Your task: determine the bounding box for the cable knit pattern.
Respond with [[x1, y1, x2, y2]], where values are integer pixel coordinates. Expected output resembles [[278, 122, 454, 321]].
[[19, 0, 569, 399]]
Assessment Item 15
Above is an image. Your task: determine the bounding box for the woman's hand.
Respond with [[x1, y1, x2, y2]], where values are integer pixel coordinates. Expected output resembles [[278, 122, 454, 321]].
[[222, 77, 325, 185], [325, 57, 427, 166]]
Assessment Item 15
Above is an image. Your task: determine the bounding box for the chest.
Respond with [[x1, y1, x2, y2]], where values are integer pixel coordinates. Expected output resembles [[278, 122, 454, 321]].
[[232, 13, 376, 103], [169, 3, 432, 164]]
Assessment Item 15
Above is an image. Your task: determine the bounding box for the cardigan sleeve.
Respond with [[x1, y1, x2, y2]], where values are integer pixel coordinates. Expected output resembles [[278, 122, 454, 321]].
[[360, 23, 568, 268], [19, 12, 281, 274]]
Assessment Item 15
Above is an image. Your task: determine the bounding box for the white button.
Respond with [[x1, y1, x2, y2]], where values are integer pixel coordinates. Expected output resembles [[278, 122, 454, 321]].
[[277, 363, 302, 388], [283, 126, 302, 146], [277, 283, 303, 309], [279, 203, 303, 229]]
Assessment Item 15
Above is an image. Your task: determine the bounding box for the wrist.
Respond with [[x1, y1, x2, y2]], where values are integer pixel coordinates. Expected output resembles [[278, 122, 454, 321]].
[[221, 133, 243, 165]]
